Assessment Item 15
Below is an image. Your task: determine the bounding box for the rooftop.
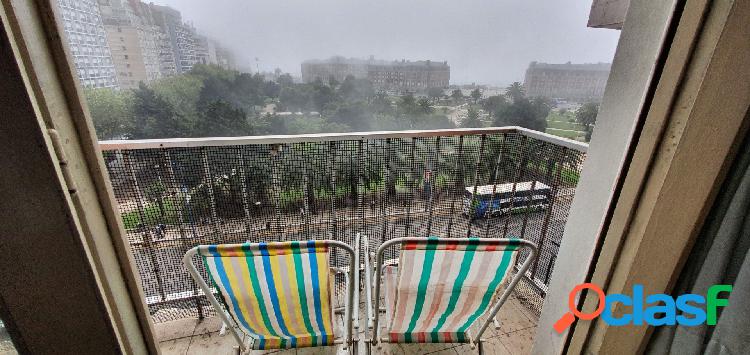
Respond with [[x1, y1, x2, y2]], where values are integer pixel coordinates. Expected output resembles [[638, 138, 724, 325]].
[[303, 56, 449, 67]]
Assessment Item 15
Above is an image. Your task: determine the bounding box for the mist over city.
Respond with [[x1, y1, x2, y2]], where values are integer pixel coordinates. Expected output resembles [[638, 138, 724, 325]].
[[155, 0, 620, 85], [57, 0, 620, 142]]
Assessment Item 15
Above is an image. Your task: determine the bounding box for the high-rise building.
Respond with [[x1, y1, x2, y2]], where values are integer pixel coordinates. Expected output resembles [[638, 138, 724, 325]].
[[149, 5, 198, 74], [214, 45, 236, 70], [301, 56, 450, 91], [97, 0, 162, 89], [58, 0, 230, 87], [523, 62, 611, 102], [57, 0, 119, 88], [194, 34, 217, 65], [126, 0, 163, 82]]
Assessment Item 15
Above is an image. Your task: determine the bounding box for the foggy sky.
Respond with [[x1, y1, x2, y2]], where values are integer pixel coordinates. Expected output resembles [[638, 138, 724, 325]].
[[156, 0, 621, 86]]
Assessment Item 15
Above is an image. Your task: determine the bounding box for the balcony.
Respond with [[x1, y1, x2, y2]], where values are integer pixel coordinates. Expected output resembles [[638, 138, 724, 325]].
[[100, 127, 586, 354]]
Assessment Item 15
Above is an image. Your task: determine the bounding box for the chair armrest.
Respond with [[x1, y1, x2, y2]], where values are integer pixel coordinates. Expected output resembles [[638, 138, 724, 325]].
[[362, 234, 374, 329], [354, 233, 361, 330]]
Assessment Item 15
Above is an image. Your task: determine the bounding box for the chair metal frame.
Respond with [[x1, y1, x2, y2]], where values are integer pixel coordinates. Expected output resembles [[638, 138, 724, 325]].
[[182, 240, 358, 354], [364, 237, 537, 354]]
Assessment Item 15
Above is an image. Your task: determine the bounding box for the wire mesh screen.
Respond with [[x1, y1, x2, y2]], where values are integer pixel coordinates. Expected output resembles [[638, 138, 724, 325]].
[[101, 130, 586, 322]]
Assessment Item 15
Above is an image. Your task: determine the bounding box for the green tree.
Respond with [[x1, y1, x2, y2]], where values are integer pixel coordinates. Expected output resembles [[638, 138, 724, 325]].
[[460, 108, 483, 128], [230, 73, 267, 110], [505, 82, 525, 102], [450, 89, 464, 103], [427, 87, 444, 102], [417, 98, 434, 115], [530, 96, 552, 120], [194, 100, 252, 137], [576, 102, 599, 141], [493, 97, 548, 131], [481, 95, 507, 113], [371, 92, 392, 114], [397, 93, 418, 115], [277, 73, 295, 87], [470, 88, 482, 103], [327, 76, 340, 90], [279, 85, 312, 112], [84, 88, 134, 139], [189, 63, 237, 82], [131, 83, 189, 138], [261, 113, 287, 134], [329, 101, 372, 131], [311, 82, 337, 111], [263, 80, 281, 98], [151, 74, 203, 128], [338, 75, 374, 102], [85, 62, 467, 138]]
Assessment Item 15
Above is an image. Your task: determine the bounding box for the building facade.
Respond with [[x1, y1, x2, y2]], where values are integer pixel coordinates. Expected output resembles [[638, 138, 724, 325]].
[[523, 62, 611, 102], [97, 0, 159, 89], [57, 0, 230, 89], [214, 46, 236, 70], [127, 0, 165, 83], [149, 5, 199, 74], [194, 34, 217, 65], [301, 57, 450, 91], [57, 0, 118, 88]]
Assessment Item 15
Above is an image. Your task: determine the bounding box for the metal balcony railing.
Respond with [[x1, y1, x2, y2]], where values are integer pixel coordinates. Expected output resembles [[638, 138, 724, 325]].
[[99, 127, 587, 322]]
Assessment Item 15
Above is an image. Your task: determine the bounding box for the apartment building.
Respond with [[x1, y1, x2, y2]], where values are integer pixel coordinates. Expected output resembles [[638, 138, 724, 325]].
[[57, 0, 229, 89], [57, 0, 118, 88], [194, 34, 218, 66], [97, 0, 152, 89], [127, 0, 163, 82], [301, 57, 369, 84], [149, 5, 198, 74], [301, 56, 450, 91], [523, 61, 611, 102], [214, 46, 236, 70]]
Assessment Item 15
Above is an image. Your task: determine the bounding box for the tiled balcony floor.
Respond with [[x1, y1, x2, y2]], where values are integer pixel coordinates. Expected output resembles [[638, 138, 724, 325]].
[[157, 295, 538, 355]]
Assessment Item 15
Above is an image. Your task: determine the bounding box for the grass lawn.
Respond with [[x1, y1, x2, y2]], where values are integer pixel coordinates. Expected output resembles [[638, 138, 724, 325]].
[[547, 110, 577, 122], [545, 110, 587, 141], [547, 120, 586, 131], [546, 128, 585, 140]]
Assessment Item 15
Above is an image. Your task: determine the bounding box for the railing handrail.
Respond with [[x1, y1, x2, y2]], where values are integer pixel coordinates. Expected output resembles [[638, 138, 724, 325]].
[[98, 126, 588, 153]]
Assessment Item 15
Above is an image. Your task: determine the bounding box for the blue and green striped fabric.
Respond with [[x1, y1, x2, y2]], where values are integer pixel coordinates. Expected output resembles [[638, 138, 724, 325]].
[[385, 237, 520, 343], [197, 241, 335, 350]]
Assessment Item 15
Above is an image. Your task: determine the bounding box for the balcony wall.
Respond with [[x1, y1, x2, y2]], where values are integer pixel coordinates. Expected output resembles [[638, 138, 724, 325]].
[[99, 127, 587, 323]]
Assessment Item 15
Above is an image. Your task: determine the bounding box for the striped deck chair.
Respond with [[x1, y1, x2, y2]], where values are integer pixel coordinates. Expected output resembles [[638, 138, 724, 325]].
[[182, 240, 357, 354], [365, 237, 537, 354]]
